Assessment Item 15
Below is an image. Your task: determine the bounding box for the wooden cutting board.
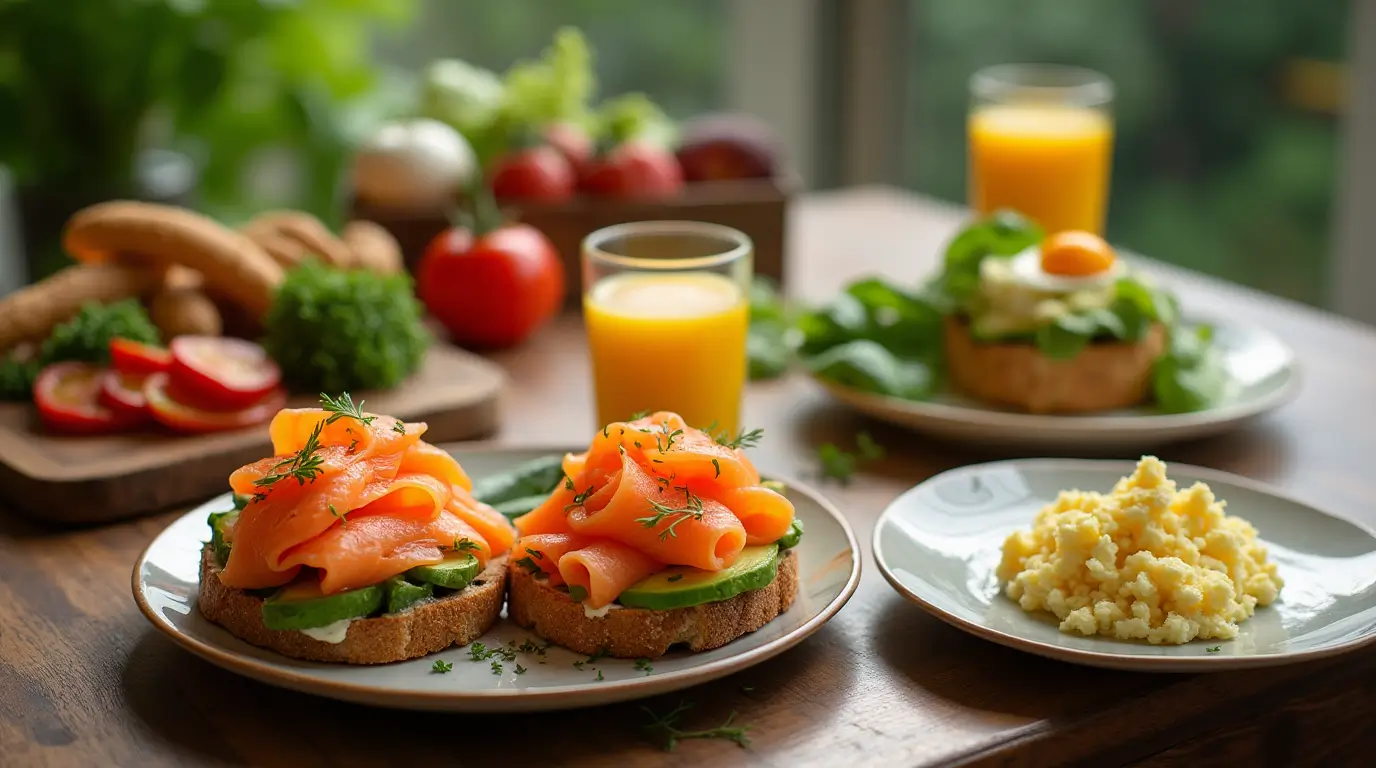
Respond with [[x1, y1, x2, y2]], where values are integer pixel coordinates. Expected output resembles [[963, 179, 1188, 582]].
[[0, 344, 504, 525]]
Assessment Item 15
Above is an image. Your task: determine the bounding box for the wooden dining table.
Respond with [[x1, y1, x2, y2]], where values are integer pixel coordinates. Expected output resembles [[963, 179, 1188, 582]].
[[3, 187, 1374, 767]]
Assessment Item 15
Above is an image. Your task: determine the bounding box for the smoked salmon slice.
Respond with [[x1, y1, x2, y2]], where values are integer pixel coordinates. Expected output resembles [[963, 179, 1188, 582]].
[[513, 533, 597, 585], [566, 452, 747, 571], [557, 539, 663, 608], [217, 402, 513, 595]]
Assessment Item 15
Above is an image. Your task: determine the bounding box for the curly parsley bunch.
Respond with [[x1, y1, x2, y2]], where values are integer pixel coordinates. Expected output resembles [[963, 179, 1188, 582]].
[[263, 261, 430, 393]]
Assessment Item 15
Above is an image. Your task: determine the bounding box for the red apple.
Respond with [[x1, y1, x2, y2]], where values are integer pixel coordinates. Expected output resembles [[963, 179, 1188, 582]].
[[675, 113, 780, 182]]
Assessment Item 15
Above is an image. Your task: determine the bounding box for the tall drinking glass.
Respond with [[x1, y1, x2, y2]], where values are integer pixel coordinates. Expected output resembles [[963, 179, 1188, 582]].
[[968, 64, 1115, 235], [582, 221, 752, 434]]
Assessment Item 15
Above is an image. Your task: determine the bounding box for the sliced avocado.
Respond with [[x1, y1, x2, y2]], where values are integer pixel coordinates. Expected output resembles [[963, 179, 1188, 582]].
[[471, 455, 564, 506], [619, 544, 780, 611], [261, 580, 384, 630], [407, 552, 481, 589], [232, 493, 250, 511], [777, 518, 804, 550], [491, 493, 549, 521], [208, 511, 238, 568], [384, 576, 433, 614]]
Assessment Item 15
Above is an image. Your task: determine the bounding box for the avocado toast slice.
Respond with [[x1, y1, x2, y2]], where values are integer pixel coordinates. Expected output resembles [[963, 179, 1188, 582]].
[[507, 546, 798, 659]]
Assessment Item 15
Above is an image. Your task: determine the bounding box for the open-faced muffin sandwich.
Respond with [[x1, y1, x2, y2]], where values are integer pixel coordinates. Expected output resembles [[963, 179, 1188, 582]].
[[507, 412, 802, 659], [198, 394, 513, 664], [801, 210, 1227, 415]]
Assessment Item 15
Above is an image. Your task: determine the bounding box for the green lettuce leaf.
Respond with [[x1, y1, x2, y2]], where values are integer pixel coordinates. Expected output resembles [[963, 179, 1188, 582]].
[[932, 210, 1043, 306], [806, 340, 935, 400], [1153, 325, 1228, 413]]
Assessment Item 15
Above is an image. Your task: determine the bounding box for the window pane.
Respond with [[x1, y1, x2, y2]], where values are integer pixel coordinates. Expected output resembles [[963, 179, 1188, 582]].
[[379, 0, 729, 120], [904, 0, 1348, 306]]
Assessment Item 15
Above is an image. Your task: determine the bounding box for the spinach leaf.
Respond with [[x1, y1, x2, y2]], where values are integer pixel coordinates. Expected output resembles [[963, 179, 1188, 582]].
[[806, 340, 934, 400], [796, 292, 870, 356], [1153, 325, 1228, 413], [747, 276, 792, 380], [934, 210, 1043, 306]]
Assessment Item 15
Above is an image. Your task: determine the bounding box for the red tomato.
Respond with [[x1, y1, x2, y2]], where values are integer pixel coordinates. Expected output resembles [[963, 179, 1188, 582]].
[[168, 336, 282, 410], [580, 142, 684, 199], [34, 362, 141, 434], [490, 145, 576, 203], [144, 373, 285, 434], [109, 338, 171, 377], [98, 369, 152, 421], [417, 223, 564, 349], [544, 123, 593, 177]]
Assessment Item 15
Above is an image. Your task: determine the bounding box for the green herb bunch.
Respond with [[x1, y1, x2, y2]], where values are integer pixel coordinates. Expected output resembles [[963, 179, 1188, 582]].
[[263, 261, 429, 394], [1, 299, 160, 401]]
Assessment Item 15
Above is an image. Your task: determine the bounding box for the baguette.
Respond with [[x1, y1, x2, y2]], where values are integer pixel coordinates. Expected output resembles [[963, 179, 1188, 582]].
[[197, 546, 507, 664], [0, 262, 162, 353], [507, 549, 799, 659], [944, 315, 1166, 414]]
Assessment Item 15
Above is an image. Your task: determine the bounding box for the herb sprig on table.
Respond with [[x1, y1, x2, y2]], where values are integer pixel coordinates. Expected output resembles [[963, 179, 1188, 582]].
[[817, 431, 885, 485], [643, 701, 752, 751]]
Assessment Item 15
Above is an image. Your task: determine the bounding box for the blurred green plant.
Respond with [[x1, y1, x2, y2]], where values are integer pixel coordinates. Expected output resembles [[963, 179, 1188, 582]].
[[0, 0, 415, 231]]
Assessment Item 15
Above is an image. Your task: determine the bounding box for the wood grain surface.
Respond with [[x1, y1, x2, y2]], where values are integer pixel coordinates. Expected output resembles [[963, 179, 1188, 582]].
[[3, 188, 1375, 767], [0, 344, 504, 524]]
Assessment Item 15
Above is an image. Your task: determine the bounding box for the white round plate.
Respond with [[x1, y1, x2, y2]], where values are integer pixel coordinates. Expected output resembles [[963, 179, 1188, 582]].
[[873, 459, 1376, 672], [133, 446, 860, 712], [817, 320, 1299, 452]]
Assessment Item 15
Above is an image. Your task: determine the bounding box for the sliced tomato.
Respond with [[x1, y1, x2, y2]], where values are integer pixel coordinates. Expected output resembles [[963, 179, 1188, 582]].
[[144, 372, 285, 434], [34, 363, 141, 434], [110, 338, 171, 376], [98, 369, 152, 421], [168, 336, 282, 410]]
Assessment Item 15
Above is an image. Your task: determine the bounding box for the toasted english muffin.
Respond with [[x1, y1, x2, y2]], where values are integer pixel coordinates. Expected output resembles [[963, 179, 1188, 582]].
[[944, 316, 1166, 414]]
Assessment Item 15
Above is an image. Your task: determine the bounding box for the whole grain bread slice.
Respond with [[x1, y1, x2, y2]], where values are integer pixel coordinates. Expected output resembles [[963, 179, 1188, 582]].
[[197, 546, 506, 664], [507, 549, 799, 659]]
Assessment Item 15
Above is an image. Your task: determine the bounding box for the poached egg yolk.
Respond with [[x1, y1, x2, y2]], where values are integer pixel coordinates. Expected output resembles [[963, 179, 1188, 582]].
[[1041, 231, 1117, 276]]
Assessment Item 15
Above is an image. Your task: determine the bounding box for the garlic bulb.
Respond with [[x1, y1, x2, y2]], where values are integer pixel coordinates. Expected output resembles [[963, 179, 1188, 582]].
[[351, 118, 476, 210]]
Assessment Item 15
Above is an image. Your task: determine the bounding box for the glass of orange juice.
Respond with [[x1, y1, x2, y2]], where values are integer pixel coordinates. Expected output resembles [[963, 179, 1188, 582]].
[[582, 221, 752, 434], [968, 64, 1114, 235]]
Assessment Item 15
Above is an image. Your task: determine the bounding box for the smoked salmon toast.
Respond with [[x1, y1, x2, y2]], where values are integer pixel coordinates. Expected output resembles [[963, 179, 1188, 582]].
[[197, 394, 512, 664], [507, 412, 803, 658]]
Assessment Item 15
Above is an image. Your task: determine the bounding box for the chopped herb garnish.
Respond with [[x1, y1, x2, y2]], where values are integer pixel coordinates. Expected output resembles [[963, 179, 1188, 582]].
[[431, 659, 453, 673], [635, 492, 705, 541], [491, 660, 503, 675], [329, 504, 348, 526], [253, 422, 326, 492], [655, 424, 685, 453], [392, 421, 406, 435], [634, 441, 642, 449], [587, 647, 609, 664], [567, 584, 589, 602], [515, 557, 544, 576], [319, 392, 376, 427], [643, 702, 752, 752], [454, 538, 479, 552], [667, 574, 684, 583], [629, 410, 650, 420], [1207, 646, 1221, 653], [467, 641, 518, 663], [573, 660, 585, 670], [347, 438, 359, 453], [517, 639, 549, 656], [595, 670, 604, 681], [515, 663, 527, 674], [564, 475, 575, 491], [564, 484, 597, 511], [711, 458, 721, 478], [603, 424, 611, 438], [651, 459, 664, 464], [635, 658, 654, 675], [526, 547, 544, 560], [715, 427, 764, 450], [468, 642, 490, 661], [819, 431, 886, 485]]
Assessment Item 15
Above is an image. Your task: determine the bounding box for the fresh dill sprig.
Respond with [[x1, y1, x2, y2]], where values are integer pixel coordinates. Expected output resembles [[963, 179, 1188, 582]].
[[711, 458, 721, 478], [629, 409, 650, 420], [453, 538, 479, 552], [253, 422, 326, 495], [564, 484, 597, 511], [319, 392, 376, 427], [643, 702, 752, 752], [635, 491, 705, 541], [655, 423, 685, 453], [329, 504, 348, 526], [818, 431, 886, 485], [392, 421, 406, 435], [714, 427, 764, 450]]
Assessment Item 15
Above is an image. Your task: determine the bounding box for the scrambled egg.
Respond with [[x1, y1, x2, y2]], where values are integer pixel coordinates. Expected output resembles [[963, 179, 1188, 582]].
[[997, 456, 1282, 644]]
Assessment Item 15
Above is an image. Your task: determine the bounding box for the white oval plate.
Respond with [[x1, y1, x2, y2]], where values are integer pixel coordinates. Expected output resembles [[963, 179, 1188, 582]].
[[817, 320, 1299, 452], [133, 446, 860, 711], [873, 459, 1376, 672]]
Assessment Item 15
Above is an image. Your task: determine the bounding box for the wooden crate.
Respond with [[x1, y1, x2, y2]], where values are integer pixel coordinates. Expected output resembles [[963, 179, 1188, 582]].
[[350, 177, 792, 308]]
